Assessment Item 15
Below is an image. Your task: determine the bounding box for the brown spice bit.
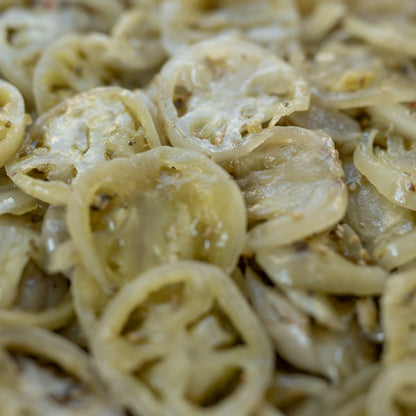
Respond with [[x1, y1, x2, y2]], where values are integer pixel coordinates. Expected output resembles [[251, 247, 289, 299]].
[[4, 120, 12, 128], [214, 131, 225, 145], [407, 182, 416, 192]]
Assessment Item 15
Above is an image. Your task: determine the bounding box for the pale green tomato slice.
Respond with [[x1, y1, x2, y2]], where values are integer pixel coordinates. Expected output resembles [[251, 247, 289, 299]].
[[0, 214, 72, 330], [160, 0, 300, 57], [35, 0, 124, 32], [256, 237, 389, 296], [0, 7, 90, 106], [0, 80, 28, 169], [67, 146, 247, 289], [0, 169, 38, 215], [368, 103, 416, 141], [367, 358, 416, 416], [345, 16, 416, 59], [111, 7, 166, 70], [300, 0, 345, 43], [246, 268, 376, 381], [33, 33, 155, 114], [0, 324, 123, 416], [382, 268, 416, 364], [289, 103, 361, 154], [0, 215, 39, 310], [157, 36, 309, 162], [71, 265, 112, 344], [222, 127, 347, 252], [92, 260, 273, 416], [344, 158, 416, 270], [6, 86, 160, 206], [307, 42, 416, 109], [354, 130, 416, 211]]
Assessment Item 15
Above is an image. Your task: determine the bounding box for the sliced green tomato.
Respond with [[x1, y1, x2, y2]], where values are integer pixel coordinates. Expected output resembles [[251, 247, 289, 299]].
[[300, 0, 345, 43], [160, 0, 300, 57], [307, 42, 416, 109], [288, 103, 361, 154], [0, 215, 40, 310], [343, 0, 415, 16], [368, 104, 416, 141], [246, 268, 376, 381], [344, 158, 416, 270], [221, 127, 347, 252], [0, 324, 123, 416], [36, 0, 124, 32], [111, 7, 166, 70], [6, 86, 160, 206], [0, 8, 90, 106], [382, 268, 416, 364], [33, 33, 155, 114], [0, 80, 27, 168], [0, 215, 73, 330], [256, 238, 389, 296], [345, 16, 416, 59], [71, 265, 112, 344], [366, 358, 416, 416], [157, 36, 309, 162], [0, 168, 38, 215], [354, 130, 416, 211], [67, 146, 247, 289], [36, 205, 77, 275], [92, 260, 273, 416]]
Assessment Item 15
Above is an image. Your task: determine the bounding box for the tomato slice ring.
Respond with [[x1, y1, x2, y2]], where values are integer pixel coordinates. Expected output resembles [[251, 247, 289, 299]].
[[0, 80, 27, 168], [160, 0, 300, 57], [157, 36, 310, 162], [6, 86, 160, 206], [67, 146, 246, 289], [92, 260, 273, 416], [222, 127, 347, 252], [0, 323, 123, 415]]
